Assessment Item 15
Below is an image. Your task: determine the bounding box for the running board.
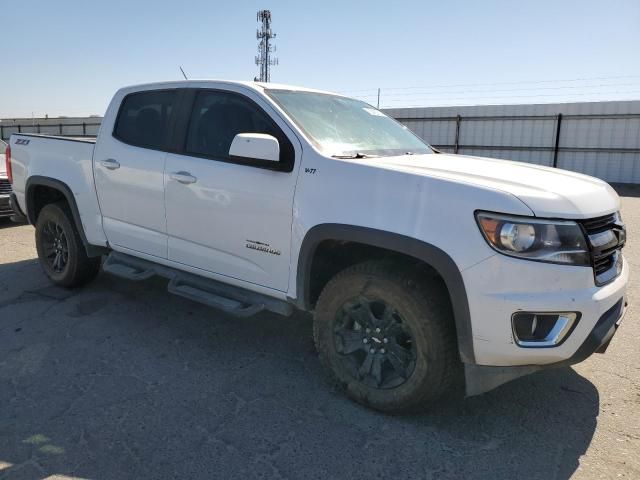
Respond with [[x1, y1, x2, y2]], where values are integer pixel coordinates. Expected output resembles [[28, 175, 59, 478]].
[[167, 277, 265, 318], [103, 252, 293, 318], [103, 254, 155, 280]]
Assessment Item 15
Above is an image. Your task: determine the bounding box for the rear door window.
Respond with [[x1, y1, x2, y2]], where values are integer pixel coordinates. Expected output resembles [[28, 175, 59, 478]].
[[114, 90, 177, 150]]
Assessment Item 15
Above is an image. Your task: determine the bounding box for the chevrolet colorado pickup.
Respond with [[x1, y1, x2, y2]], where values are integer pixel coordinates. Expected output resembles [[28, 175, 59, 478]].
[[5, 81, 629, 412]]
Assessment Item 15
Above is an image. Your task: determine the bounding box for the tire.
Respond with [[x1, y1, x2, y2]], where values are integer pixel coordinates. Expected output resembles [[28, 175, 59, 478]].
[[35, 202, 101, 288], [313, 261, 458, 413]]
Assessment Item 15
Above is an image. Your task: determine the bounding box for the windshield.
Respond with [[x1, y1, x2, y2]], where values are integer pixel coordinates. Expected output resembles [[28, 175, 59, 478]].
[[267, 90, 432, 157]]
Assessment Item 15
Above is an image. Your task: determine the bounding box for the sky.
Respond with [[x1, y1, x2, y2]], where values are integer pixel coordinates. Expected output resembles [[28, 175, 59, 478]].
[[2, 0, 640, 118]]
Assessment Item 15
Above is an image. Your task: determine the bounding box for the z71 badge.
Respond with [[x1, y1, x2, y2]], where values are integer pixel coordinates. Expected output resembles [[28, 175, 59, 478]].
[[15, 139, 30, 145]]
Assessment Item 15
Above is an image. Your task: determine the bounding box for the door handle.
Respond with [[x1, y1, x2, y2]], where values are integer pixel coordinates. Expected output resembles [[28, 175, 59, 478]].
[[100, 158, 120, 170], [170, 171, 197, 185]]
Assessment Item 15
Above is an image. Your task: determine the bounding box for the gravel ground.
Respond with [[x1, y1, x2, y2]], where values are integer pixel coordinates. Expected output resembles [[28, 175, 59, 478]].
[[0, 186, 638, 480]]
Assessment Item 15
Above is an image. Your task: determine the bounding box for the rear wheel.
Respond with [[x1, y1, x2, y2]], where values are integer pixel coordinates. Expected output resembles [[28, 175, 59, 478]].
[[313, 261, 458, 413], [35, 202, 101, 288]]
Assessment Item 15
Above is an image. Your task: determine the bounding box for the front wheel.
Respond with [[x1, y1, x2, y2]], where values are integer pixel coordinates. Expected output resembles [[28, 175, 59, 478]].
[[313, 261, 458, 413], [35, 202, 101, 288]]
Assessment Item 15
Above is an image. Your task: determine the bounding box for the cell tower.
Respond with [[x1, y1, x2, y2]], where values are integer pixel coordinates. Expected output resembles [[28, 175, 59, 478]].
[[255, 10, 278, 82]]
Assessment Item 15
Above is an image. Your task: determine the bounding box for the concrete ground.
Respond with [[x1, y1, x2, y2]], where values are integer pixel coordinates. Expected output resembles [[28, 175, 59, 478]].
[[0, 187, 638, 480]]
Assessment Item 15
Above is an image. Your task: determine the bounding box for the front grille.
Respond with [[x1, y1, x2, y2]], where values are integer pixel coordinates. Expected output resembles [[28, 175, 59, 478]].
[[594, 255, 614, 276], [581, 213, 616, 233], [0, 178, 11, 195], [579, 213, 625, 285]]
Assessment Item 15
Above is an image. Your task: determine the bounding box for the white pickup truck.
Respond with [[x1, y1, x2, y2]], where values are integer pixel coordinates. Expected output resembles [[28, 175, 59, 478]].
[[5, 80, 629, 412]]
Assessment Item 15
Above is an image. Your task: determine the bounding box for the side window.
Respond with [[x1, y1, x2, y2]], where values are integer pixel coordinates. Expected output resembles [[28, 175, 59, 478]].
[[114, 90, 177, 150], [185, 90, 293, 169]]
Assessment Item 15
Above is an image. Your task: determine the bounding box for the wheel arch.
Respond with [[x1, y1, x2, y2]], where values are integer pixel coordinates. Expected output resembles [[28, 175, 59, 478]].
[[294, 224, 475, 364], [26, 176, 107, 257]]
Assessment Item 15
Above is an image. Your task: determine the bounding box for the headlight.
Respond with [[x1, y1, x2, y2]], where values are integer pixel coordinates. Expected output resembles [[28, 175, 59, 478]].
[[476, 212, 590, 266]]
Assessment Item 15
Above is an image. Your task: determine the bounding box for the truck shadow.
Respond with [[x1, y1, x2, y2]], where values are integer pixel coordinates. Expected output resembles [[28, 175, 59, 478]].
[[0, 262, 599, 480], [413, 368, 598, 479], [0, 218, 22, 230]]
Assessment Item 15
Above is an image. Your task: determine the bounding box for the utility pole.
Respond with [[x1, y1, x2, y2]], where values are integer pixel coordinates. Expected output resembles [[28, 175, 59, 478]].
[[255, 10, 278, 82]]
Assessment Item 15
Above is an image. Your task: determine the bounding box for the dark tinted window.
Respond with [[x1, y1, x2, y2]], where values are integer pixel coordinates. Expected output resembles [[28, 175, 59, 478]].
[[114, 90, 177, 149], [185, 91, 290, 166]]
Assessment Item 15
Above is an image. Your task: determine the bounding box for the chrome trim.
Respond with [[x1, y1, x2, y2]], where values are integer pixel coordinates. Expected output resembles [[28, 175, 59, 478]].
[[512, 312, 579, 348], [588, 229, 617, 249]]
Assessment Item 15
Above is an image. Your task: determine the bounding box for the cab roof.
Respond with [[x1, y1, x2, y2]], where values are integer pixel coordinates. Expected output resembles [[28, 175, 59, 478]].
[[119, 79, 342, 97]]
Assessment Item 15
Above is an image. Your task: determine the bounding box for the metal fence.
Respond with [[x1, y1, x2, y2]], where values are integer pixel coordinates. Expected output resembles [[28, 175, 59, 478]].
[[0, 121, 101, 141], [396, 113, 640, 164], [385, 101, 640, 184]]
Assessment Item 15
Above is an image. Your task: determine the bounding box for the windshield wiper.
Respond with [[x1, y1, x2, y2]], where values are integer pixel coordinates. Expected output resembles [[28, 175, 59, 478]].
[[331, 152, 373, 159]]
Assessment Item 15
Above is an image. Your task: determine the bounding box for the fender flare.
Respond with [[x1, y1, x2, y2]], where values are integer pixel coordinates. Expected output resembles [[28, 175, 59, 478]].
[[294, 223, 475, 364], [25, 176, 107, 257]]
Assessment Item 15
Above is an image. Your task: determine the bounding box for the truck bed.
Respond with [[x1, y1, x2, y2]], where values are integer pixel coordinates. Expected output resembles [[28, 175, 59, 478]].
[[15, 133, 96, 144], [9, 132, 101, 241]]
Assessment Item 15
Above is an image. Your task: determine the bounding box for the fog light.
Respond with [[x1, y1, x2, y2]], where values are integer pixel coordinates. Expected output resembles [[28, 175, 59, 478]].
[[511, 312, 580, 347]]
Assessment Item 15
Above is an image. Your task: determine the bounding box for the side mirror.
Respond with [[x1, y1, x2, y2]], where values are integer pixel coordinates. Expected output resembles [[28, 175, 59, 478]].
[[229, 133, 280, 162]]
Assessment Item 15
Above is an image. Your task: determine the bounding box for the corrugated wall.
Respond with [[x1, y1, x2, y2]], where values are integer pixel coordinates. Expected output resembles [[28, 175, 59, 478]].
[[385, 101, 640, 184]]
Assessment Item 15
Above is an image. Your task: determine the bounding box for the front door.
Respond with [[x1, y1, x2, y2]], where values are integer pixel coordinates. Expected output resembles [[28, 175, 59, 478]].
[[164, 88, 300, 291], [94, 89, 178, 258]]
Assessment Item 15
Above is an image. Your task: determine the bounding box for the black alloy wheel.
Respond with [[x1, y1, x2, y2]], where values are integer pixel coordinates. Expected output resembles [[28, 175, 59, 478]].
[[41, 220, 70, 274], [35, 202, 102, 288], [334, 296, 417, 389], [313, 261, 459, 412]]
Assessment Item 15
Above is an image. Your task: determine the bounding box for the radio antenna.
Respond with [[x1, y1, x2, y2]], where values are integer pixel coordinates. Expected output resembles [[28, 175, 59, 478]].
[[179, 66, 189, 80], [255, 10, 278, 82]]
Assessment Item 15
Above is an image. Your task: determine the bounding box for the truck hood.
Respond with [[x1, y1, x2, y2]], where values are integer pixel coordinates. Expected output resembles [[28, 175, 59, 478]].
[[369, 153, 619, 219]]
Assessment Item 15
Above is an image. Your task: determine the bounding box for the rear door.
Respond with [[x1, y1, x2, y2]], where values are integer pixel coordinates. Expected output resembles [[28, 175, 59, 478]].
[[163, 88, 301, 291], [94, 89, 179, 258]]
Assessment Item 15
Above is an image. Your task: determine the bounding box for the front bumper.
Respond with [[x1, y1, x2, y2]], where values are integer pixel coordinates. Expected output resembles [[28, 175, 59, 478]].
[[465, 297, 627, 396], [463, 252, 629, 367], [561, 297, 627, 362]]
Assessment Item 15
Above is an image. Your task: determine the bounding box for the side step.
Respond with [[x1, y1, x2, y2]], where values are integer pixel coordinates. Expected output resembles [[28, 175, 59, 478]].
[[103, 254, 155, 281], [103, 251, 293, 318], [167, 277, 265, 318]]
